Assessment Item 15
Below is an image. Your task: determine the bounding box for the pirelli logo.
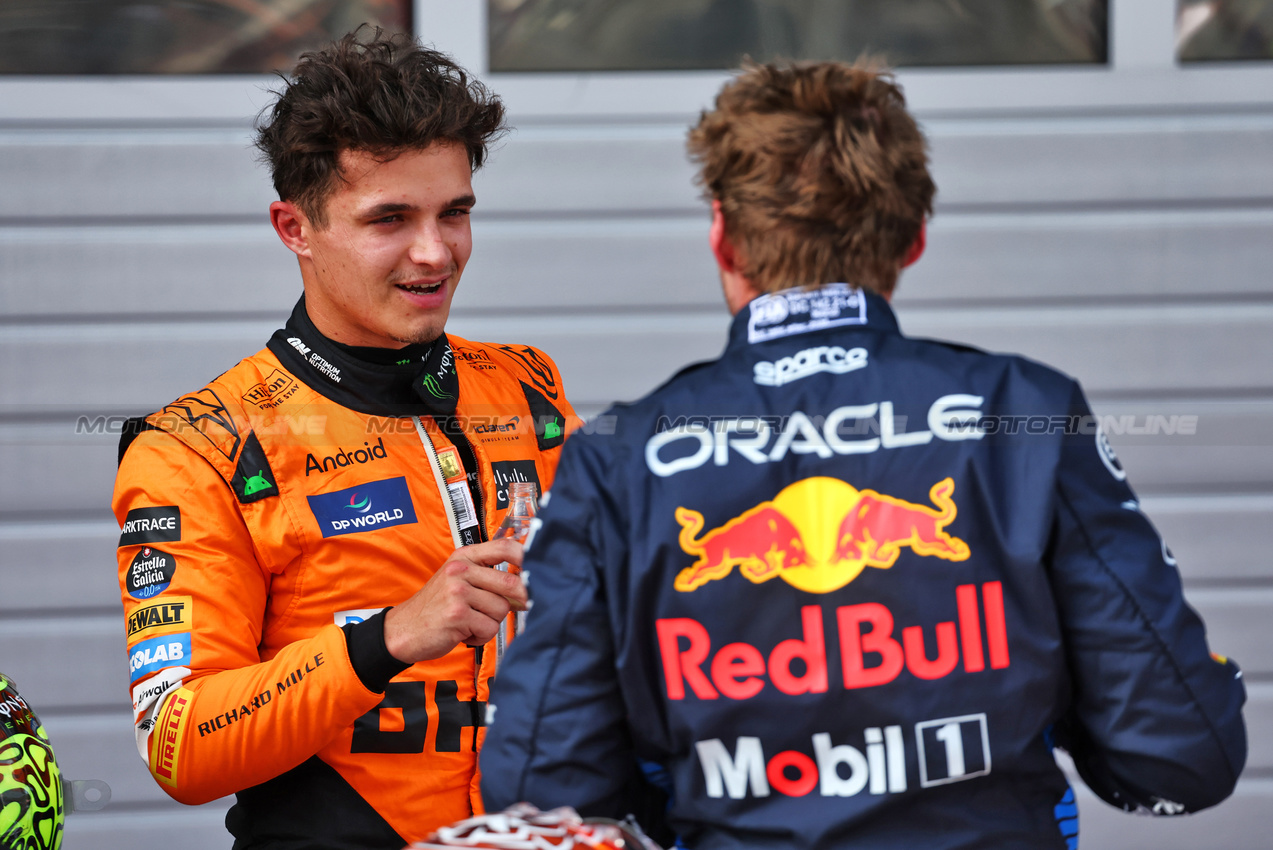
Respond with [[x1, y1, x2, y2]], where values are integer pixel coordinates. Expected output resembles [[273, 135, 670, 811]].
[[127, 596, 192, 641], [152, 687, 193, 788]]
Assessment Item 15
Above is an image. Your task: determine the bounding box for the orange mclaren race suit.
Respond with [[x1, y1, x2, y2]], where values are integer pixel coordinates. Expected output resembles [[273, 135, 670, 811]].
[[113, 298, 578, 849]]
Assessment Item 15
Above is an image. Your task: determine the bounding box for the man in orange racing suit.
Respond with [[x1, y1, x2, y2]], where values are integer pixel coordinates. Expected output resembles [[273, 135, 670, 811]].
[[112, 30, 578, 849]]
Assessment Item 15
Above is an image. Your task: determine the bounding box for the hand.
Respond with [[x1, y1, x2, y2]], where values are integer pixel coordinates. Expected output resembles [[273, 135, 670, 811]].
[[382, 538, 528, 664]]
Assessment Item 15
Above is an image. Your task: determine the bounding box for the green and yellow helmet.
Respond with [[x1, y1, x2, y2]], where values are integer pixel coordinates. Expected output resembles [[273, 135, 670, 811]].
[[0, 673, 64, 850]]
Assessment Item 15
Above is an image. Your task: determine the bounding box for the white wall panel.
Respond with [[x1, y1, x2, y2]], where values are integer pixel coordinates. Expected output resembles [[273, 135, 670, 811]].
[[0, 225, 299, 318], [0, 521, 121, 609], [6, 116, 1273, 220], [0, 614, 126, 709], [0, 128, 271, 219], [61, 803, 234, 850], [6, 209, 1273, 318]]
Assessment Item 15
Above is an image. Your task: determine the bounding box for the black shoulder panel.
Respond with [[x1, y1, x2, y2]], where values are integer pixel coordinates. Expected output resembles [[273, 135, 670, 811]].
[[231, 431, 280, 504], [519, 381, 566, 450], [117, 417, 161, 467]]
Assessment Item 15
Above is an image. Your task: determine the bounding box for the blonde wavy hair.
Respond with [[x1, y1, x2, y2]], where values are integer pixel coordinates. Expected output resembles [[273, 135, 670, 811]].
[[688, 60, 935, 297]]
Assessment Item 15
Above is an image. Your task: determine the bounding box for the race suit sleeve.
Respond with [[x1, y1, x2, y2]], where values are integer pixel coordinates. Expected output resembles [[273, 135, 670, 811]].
[[116, 428, 387, 805], [480, 432, 649, 817], [1047, 384, 1247, 814]]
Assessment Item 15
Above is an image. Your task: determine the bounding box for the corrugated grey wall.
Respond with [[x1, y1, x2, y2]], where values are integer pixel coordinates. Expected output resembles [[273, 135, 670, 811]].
[[1, 4, 1271, 848]]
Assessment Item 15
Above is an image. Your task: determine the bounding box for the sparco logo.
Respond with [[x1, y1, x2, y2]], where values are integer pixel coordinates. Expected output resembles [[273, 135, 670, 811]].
[[754, 345, 868, 387], [305, 437, 389, 476]]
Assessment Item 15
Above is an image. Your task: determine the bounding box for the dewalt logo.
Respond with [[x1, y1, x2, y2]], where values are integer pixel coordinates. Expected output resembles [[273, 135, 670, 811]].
[[127, 596, 192, 641]]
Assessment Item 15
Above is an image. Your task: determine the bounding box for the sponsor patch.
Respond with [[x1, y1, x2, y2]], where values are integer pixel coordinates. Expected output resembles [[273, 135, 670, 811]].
[[754, 345, 868, 387], [748, 283, 867, 344], [1095, 424, 1126, 482], [131, 666, 188, 765], [334, 609, 383, 627], [126, 546, 178, 600], [119, 506, 181, 548], [491, 460, 541, 511], [129, 633, 192, 683], [152, 687, 193, 788], [241, 369, 299, 409], [304, 437, 388, 476], [132, 666, 189, 713], [127, 596, 192, 642], [307, 477, 418, 539]]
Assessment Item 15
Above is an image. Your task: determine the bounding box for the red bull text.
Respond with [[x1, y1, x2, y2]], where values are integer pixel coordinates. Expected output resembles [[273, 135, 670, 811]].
[[657, 583, 1009, 699]]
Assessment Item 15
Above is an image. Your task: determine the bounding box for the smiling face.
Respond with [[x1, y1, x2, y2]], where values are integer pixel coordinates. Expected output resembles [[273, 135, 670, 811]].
[[272, 142, 475, 349]]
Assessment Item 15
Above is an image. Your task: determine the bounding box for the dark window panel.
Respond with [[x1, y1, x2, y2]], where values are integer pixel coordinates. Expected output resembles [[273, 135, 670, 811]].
[[0, 1, 411, 75], [488, 0, 1108, 73], [1178, 0, 1273, 62]]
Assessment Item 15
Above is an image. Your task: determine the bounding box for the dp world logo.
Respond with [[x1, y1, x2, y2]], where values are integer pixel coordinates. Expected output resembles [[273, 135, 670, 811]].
[[307, 477, 417, 538]]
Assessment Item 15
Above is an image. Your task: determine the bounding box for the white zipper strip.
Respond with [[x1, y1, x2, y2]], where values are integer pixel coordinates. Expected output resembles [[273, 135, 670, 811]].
[[412, 415, 464, 549]]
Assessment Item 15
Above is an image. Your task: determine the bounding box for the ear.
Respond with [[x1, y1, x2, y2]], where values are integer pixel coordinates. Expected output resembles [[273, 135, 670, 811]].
[[709, 199, 739, 274], [901, 220, 926, 268], [270, 201, 312, 258]]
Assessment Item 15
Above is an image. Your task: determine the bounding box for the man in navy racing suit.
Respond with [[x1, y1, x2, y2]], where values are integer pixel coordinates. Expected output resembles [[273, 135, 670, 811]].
[[479, 61, 1247, 849]]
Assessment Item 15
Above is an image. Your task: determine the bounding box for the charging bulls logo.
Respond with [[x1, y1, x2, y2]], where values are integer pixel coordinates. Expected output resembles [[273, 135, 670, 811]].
[[675, 477, 969, 594]]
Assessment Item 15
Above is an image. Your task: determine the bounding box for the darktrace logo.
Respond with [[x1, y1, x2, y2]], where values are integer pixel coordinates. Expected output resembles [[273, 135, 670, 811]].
[[305, 437, 389, 476], [307, 477, 417, 538], [119, 506, 181, 547]]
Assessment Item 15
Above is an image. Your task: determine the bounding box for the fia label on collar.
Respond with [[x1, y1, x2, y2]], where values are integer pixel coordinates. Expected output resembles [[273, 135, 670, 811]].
[[748, 283, 867, 344]]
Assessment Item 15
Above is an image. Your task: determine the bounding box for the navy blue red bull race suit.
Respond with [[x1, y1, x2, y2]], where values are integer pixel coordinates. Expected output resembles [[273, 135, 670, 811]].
[[480, 284, 1247, 849]]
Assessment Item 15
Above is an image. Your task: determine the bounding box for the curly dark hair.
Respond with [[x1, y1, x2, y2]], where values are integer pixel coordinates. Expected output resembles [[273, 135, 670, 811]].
[[688, 60, 935, 297], [255, 27, 506, 226]]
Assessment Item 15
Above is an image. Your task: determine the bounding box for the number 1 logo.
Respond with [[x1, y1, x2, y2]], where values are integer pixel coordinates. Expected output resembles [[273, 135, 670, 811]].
[[915, 713, 991, 788]]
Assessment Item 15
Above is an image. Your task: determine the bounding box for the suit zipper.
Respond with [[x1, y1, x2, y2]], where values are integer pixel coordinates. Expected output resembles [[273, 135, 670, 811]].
[[411, 415, 488, 753], [411, 416, 463, 548]]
